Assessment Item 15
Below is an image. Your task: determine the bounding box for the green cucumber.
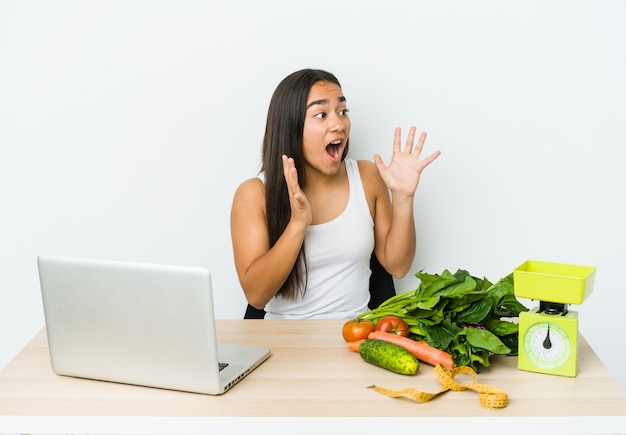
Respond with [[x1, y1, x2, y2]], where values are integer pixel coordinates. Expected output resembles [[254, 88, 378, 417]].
[[358, 339, 419, 375]]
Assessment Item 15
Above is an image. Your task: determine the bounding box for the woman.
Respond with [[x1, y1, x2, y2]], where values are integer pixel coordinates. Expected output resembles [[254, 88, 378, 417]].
[[230, 69, 440, 319]]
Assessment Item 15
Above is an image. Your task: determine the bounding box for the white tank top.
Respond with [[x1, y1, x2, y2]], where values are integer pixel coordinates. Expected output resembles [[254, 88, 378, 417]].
[[265, 159, 374, 319]]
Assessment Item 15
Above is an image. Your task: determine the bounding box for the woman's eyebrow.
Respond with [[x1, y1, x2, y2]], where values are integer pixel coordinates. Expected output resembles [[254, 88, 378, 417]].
[[306, 96, 347, 110]]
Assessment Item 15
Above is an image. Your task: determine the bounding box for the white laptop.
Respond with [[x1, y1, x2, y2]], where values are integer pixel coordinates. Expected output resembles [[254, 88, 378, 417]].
[[37, 255, 271, 395]]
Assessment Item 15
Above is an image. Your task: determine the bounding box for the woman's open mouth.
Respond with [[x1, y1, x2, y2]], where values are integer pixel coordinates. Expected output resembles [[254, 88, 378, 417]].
[[326, 140, 343, 162]]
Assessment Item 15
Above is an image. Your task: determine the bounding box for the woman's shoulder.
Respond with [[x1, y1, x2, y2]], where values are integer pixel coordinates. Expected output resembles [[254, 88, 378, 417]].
[[233, 176, 266, 202], [354, 159, 386, 193], [354, 159, 377, 173], [355, 159, 382, 182]]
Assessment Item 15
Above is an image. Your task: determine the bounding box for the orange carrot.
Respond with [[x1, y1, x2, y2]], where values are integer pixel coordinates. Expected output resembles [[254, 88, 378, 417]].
[[368, 331, 455, 370], [346, 339, 365, 352]]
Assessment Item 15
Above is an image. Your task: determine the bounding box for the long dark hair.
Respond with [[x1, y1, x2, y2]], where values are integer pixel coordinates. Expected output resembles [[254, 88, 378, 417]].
[[261, 68, 349, 300]]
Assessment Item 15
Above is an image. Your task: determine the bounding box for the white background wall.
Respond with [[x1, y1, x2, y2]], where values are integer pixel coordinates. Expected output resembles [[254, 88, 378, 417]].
[[1, 0, 624, 392]]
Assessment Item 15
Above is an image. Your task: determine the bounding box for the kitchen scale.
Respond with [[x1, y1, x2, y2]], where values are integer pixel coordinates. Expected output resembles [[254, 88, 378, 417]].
[[513, 260, 596, 377]]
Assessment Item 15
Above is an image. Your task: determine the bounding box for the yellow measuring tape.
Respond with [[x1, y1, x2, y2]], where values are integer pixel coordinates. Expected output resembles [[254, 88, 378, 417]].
[[367, 364, 508, 409]]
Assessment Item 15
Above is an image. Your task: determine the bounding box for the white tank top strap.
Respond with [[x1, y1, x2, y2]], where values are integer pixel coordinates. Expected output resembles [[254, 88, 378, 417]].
[[345, 158, 373, 226]]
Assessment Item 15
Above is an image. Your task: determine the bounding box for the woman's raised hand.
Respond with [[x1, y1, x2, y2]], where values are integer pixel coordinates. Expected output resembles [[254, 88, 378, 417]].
[[282, 155, 312, 228], [373, 126, 441, 198]]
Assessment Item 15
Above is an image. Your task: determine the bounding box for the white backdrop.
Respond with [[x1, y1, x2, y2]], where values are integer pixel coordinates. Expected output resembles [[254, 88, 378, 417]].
[[1, 1, 625, 391]]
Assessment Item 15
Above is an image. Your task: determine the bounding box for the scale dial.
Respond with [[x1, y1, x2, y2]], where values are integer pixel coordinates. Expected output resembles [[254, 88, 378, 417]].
[[523, 321, 572, 369], [518, 308, 579, 377]]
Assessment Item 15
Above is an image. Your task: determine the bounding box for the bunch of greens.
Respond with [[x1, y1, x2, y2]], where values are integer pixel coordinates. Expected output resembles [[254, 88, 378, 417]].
[[358, 269, 528, 370]]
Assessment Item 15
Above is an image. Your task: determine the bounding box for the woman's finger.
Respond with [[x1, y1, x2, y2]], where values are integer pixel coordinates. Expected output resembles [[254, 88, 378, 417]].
[[393, 127, 402, 154], [411, 131, 427, 156], [404, 126, 417, 153]]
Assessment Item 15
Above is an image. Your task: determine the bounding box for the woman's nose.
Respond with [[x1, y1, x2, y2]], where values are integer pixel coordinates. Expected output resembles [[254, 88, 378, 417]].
[[329, 113, 346, 132]]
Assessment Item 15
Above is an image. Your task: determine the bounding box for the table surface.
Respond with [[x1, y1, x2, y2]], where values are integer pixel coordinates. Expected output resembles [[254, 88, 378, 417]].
[[1, 319, 625, 434]]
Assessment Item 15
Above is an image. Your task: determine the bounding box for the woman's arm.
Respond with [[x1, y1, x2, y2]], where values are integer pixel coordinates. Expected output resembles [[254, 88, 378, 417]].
[[367, 127, 441, 277], [230, 156, 311, 309]]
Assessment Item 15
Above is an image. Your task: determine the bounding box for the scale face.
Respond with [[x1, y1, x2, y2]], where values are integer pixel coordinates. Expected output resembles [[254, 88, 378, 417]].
[[518, 308, 579, 377]]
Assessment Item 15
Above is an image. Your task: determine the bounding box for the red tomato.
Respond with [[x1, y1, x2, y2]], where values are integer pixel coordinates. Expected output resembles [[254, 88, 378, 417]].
[[342, 318, 375, 343], [374, 315, 410, 337]]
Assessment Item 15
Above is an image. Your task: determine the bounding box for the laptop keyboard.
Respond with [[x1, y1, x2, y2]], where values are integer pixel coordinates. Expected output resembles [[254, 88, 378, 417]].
[[218, 362, 229, 371]]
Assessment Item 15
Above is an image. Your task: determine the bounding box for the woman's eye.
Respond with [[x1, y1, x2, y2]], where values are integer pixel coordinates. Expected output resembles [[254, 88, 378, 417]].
[[314, 112, 326, 119], [340, 108, 350, 116]]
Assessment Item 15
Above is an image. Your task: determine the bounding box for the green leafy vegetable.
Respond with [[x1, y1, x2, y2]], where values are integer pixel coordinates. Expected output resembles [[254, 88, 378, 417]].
[[358, 270, 528, 371]]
